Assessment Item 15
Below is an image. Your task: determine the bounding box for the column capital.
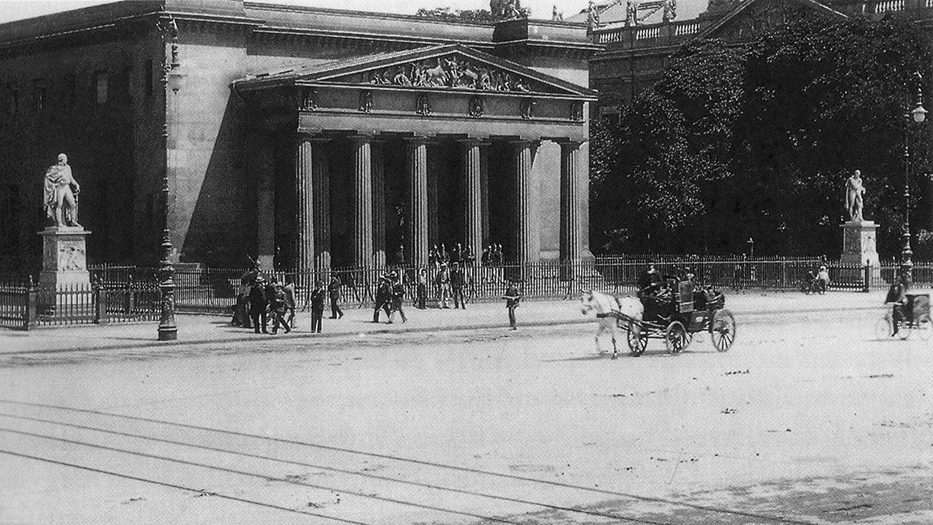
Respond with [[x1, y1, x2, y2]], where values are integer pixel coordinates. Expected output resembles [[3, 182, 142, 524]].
[[458, 136, 491, 146], [404, 134, 435, 145], [555, 138, 587, 148], [348, 131, 379, 142], [510, 137, 541, 147]]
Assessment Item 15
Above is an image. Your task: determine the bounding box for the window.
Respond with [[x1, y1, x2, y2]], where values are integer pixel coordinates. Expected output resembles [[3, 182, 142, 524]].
[[7, 87, 19, 115], [63, 74, 76, 107], [94, 70, 108, 104], [33, 79, 46, 111]]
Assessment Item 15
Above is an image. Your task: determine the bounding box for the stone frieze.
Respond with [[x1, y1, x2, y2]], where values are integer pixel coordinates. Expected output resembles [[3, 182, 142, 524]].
[[362, 55, 540, 93]]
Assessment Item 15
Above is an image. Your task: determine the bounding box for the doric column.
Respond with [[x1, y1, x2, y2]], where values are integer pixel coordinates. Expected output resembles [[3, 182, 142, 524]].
[[311, 137, 331, 272], [560, 140, 582, 264], [294, 133, 316, 286], [350, 134, 374, 269], [512, 139, 538, 266], [460, 138, 487, 264], [407, 136, 430, 270], [372, 140, 386, 269], [480, 142, 490, 246], [560, 140, 582, 280], [427, 142, 439, 249]]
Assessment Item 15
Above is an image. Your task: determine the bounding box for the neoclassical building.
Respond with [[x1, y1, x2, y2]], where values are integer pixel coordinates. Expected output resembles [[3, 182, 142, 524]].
[[0, 1, 598, 274]]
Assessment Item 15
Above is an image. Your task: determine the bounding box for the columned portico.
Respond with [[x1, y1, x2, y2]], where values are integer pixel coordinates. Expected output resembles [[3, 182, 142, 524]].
[[460, 138, 488, 264], [407, 136, 430, 270], [350, 134, 374, 269]]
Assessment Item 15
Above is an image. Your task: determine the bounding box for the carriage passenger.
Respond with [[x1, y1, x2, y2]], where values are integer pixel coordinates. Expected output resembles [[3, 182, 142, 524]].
[[637, 263, 663, 298]]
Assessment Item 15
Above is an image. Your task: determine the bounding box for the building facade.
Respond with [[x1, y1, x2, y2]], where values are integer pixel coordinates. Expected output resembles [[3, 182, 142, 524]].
[[0, 0, 598, 275]]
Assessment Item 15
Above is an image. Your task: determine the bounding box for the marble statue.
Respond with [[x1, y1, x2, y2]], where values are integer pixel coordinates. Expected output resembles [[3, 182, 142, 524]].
[[44, 153, 81, 228], [845, 169, 865, 222]]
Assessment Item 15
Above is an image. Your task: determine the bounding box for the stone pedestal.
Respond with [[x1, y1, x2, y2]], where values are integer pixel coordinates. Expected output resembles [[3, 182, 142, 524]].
[[38, 227, 92, 315], [840, 221, 880, 283]]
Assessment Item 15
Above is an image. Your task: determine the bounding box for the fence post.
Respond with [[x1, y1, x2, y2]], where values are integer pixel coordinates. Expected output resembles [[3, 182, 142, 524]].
[[95, 283, 110, 324], [863, 261, 871, 293], [25, 276, 37, 331]]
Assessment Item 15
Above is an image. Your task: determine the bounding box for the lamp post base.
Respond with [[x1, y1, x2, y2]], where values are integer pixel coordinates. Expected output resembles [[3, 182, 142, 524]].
[[158, 326, 177, 341]]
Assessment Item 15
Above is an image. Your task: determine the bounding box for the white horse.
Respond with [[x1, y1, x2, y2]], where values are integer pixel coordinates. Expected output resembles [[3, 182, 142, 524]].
[[580, 290, 644, 359]]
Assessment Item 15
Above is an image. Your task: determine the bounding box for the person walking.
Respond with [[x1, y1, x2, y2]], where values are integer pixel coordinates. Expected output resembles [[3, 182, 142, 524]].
[[328, 274, 344, 319], [373, 274, 392, 322], [389, 273, 408, 323], [248, 276, 268, 334], [283, 276, 297, 329], [310, 279, 326, 333], [503, 278, 522, 330], [451, 262, 466, 309], [270, 282, 291, 334], [416, 267, 427, 309]]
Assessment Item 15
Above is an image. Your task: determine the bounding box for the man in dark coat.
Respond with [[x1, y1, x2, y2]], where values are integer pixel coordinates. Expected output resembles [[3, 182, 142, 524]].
[[389, 272, 407, 323], [451, 262, 466, 309], [270, 283, 291, 335], [328, 274, 344, 319], [503, 278, 522, 330], [885, 273, 909, 336], [373, 274, 392, 323], [310, 280, 326, 333], [248, 277, 268, 334]]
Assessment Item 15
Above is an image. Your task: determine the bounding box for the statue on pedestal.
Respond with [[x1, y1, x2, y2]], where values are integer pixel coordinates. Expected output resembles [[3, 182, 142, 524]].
[[845, 169, 865, 222], [43, 153, 81, 228]]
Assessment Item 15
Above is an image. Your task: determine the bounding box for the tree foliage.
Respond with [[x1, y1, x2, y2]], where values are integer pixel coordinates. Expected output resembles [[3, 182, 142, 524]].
[[591, 17, 933, 257]]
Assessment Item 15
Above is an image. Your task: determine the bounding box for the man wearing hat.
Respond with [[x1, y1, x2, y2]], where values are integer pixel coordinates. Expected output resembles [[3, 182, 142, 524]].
[[388, 272, 407, 323], [450, 261, 466, 309], [373, 273, 393, 323], [503, 278, 522, 330], [248, 276, 268, 334], [310, 280, 326, 333], [436, 262, 451, 309], [270, 282, 291, 334]]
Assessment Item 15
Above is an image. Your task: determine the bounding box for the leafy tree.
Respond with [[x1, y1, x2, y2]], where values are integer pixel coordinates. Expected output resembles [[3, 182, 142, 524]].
[[591, 39, 744, 254], [591, 17, 933, 258]]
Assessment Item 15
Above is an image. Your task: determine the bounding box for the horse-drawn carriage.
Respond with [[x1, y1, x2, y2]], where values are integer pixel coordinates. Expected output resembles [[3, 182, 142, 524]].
[[581, 278, 736, 358], [627, 279, 736, 356]]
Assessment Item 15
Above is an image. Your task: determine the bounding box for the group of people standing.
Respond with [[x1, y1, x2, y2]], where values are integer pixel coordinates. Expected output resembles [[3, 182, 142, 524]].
[[233, 267, 347, 335], [373, 270, 408, 323]]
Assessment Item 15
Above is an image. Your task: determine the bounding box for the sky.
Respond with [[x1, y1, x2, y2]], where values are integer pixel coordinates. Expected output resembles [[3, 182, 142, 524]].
[[0, 0, 709, 24]]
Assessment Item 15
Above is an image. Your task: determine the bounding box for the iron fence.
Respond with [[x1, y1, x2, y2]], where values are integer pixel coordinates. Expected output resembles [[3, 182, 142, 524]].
[[3, 256, 932, 329]]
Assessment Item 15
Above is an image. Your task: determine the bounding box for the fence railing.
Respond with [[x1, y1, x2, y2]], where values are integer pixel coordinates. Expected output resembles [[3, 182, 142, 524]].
[[2, 257, 931, 329]]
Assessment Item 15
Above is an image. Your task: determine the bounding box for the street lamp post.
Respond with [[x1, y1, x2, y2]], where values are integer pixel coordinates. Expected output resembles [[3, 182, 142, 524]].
[[157, 16, 180, 341], [902, 71, 928, 288]]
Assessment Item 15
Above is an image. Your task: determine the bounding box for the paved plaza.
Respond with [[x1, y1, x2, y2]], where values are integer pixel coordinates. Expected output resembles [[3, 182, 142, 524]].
[[1, 291, 932, 524]]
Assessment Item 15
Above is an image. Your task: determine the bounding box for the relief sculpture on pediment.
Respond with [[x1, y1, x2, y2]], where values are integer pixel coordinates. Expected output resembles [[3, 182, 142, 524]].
[[362, 54, 542, 93]]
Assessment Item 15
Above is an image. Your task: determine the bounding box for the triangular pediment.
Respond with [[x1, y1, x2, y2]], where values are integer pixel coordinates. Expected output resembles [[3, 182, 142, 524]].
[[697, 0, 846, 42], [236, 43, 596, 99]]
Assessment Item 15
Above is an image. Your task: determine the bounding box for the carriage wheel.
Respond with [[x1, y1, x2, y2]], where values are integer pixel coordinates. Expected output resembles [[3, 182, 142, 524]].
[[915, 313, 932, 341], [665, 321, 688, 355], [710, 309, 736, 352], [874, 313, 893, 339], [627, 320, 647, 356]]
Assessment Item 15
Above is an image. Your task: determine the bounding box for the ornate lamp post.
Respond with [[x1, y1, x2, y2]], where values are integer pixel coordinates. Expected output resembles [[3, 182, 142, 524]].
[[902, 71, 927, 287], [157, 16, 181, 341]]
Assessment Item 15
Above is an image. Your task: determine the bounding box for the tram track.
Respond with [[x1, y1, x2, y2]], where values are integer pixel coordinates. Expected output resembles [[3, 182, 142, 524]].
[[0, 399, 818, 525]]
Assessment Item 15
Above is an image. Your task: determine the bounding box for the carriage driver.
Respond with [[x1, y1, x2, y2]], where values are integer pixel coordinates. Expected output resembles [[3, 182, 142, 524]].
[[637, 263, 663, 298]]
